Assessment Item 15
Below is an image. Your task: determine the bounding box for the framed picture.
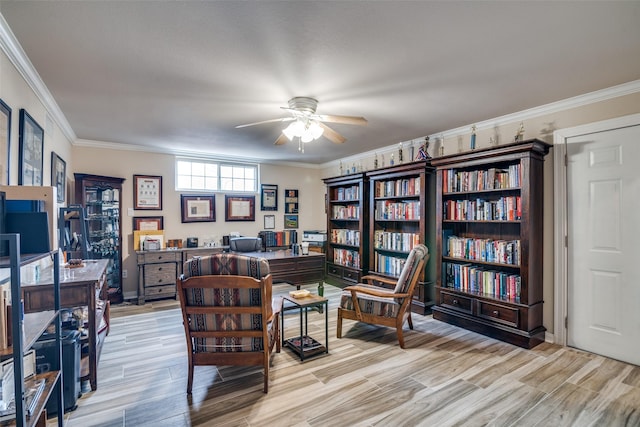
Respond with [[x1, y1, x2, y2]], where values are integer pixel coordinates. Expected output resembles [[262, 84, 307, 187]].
[[181, 194, 215, 223], [264, 215, 275, 229], [134, 174, 162, 210], [51, 152, 66, 203], [225, 195, 255, 221], [284, 214, 299, 229], [260, 184, 278, 211], [133, 216, 164, 231], [18, 109, 44, 186], [285, 189, 299, 214], [0, 99, 11, 185]]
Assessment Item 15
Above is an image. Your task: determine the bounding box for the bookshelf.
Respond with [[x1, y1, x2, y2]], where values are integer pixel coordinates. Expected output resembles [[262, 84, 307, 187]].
[[0, 235, 64, 426], [323, 173, 368, 287], [366, 161, 435, 313], [431, 139, 551, 348]]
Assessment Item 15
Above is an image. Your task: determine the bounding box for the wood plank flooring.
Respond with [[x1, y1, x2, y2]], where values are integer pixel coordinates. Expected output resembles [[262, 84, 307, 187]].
[[51, 283, 640, 427]]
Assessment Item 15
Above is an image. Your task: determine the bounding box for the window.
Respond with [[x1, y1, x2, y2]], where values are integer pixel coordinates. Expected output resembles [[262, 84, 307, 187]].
[[176, 158, 258, 192]]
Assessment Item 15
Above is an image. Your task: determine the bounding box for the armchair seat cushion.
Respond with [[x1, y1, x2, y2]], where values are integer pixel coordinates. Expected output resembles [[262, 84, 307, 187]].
[[339, 286, 401, 318]]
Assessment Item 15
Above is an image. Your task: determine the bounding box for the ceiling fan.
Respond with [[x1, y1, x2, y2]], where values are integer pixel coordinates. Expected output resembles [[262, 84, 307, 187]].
[[235, 97, 367, 146]]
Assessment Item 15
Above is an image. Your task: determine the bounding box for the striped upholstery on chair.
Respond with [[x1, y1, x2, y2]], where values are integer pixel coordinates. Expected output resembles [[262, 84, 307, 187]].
[[182, 254, 273, 353], [182, 253, 270, 280], [339, 244, 429, 318]]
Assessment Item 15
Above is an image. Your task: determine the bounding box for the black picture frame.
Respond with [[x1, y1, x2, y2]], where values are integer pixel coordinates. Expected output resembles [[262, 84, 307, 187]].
[[51, 152, 66, 203], [18, 109, 44, 186], [225, 195, 255, 221], [181, 194, 215, 223], [134, 174, 163, 210], [285, 189, 299, 214], [260, 183, 278, 211], [0, 99, 11, 185]]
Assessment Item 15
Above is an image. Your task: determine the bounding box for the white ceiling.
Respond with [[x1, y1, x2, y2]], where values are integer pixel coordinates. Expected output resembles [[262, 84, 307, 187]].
[[1, 1, 639, 165]]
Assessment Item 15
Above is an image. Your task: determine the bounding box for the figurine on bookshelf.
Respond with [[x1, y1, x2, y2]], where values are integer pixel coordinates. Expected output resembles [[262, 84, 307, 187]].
[[470, 125, 477, 150], [374, 152, 378, 169], [398, 142, 404, 164], [416, 136, 432, 160], [390, 153, 395, 166], [514, 122, 525, 142], [439, 136, 445, 156]]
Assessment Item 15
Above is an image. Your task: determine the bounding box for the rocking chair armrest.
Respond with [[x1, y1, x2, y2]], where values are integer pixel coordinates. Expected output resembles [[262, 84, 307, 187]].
[[360, 274, 398, 286], [344, 284, 398, 299]]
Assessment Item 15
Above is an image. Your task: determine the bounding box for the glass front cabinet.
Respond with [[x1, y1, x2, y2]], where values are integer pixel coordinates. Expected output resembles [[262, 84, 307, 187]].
[[75, 173, 125, 303]]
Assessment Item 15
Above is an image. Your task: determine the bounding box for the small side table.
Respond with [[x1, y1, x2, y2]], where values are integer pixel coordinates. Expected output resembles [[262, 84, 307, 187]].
[[281, 294, 329, 361]]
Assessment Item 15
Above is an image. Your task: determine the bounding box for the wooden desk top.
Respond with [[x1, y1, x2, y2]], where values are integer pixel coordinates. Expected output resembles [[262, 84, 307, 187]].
[[21, 259, 110, 289], [237, 250, 324, 261]]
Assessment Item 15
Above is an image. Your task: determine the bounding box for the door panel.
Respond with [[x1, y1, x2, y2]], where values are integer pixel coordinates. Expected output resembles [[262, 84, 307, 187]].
[[566, 125, 640, 365]]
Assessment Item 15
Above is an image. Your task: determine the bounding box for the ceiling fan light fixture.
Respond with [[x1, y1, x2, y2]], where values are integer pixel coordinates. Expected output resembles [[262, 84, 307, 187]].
[[283, 120, 305, 140]]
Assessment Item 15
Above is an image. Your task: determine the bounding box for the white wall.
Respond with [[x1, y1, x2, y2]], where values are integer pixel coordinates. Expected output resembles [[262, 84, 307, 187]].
[[72, 146, 325, 298]]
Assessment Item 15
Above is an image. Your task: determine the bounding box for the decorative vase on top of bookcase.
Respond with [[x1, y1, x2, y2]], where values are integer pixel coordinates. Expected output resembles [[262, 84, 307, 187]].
[[431, 139, 551, 349], [366, 161, 435, 314], [323, 172, 369, 287]]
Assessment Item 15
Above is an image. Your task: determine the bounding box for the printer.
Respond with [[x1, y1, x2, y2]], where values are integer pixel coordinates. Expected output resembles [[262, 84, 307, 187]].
[[302, 230, 327, 253], [302, 230, 327, 242]]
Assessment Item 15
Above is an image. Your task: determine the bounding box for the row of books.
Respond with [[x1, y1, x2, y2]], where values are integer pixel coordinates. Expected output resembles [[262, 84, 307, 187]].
[[446, 235, 521, 266], [442, 261, 522, 301], [333, 248, 360, 269], [334, 185, 360, 201], [374, 200, 421, 220], [374, 177, 421, 198], [258, 230, 297, 247], [332, 205, 360, 220], [442, 164, 521, 193], [374, 254, 406, 277], [373, 230, 420, 252], [330, 229, 360, 246], [443, 196, 522, 221]]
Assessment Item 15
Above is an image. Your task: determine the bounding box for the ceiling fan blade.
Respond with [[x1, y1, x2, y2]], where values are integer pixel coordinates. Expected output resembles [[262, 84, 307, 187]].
[[314, 114, 368, 126], [319, 122, 346, 144], [235, 117, 294, 128], [274, 133, 289, 145]]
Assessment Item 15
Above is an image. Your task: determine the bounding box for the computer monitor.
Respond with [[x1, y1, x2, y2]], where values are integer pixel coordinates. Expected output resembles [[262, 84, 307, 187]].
[[5, 211, 50, 254]]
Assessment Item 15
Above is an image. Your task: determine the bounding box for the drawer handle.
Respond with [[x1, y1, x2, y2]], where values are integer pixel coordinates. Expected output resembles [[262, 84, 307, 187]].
[[158, 267, 162, 271], [492, 310, 499, 317], [158, 256, 162, 260], [452, 299, 459, 305]]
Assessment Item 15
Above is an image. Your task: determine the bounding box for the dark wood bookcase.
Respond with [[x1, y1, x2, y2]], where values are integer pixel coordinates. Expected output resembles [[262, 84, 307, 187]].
[[431, 139, 551, 348], [323, 172, 369, 287], [366, 161, 435, 313], [75, 173, 125, 304]]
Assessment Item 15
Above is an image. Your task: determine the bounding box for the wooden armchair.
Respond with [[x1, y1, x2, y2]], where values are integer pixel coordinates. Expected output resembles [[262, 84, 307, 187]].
[[337, 244, 429, 348], [177, 253, 281, 394]]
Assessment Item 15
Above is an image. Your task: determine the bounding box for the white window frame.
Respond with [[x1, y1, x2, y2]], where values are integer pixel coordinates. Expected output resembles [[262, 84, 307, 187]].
[[175, 157, 259, 193]]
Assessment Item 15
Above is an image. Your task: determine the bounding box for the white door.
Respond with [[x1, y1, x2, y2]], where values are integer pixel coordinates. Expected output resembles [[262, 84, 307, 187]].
[[566, 124, 640, 365]]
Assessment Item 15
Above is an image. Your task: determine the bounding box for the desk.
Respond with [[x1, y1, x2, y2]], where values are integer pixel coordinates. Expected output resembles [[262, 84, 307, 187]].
[[21, 259, 109, 391], [240, 250, 325, 294]]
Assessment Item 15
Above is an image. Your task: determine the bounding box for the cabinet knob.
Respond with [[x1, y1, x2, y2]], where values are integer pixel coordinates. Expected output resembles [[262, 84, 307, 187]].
[[492, 310, 499, 316], [158, 256, 163, 260], [452, 299, 458, 305], [158, 267, 162, 271]]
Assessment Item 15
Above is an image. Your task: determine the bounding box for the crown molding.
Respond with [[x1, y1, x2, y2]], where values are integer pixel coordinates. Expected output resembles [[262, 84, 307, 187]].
[[0, 13, 76, 143], [323, 79, 640, 170], [74, 138, 322, 169]]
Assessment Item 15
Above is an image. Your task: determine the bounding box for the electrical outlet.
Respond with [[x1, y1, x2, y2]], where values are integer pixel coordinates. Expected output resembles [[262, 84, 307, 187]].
[[122, 269, 128, 278]]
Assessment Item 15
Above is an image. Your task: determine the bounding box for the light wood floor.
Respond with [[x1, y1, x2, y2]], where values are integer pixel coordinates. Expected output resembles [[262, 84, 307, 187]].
[[51, 283, 640, 427]]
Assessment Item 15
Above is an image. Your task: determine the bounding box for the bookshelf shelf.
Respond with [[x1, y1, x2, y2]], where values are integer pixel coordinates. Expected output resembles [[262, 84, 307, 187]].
[[367, 161, 435, 314], [432, 139, 551, 349], [0, 235, 64, 426], [323, 173, 369, 287]]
